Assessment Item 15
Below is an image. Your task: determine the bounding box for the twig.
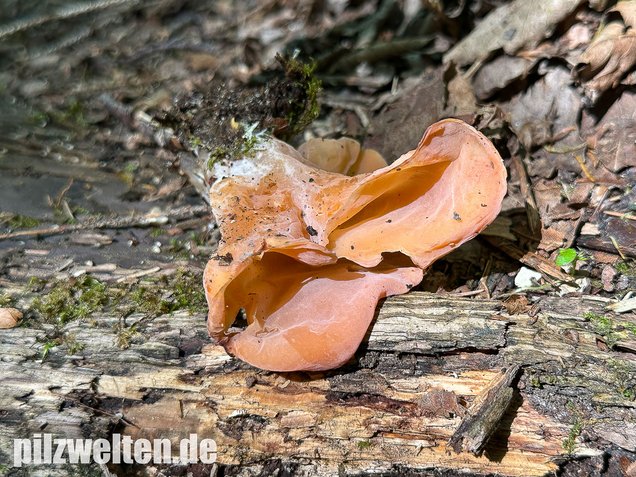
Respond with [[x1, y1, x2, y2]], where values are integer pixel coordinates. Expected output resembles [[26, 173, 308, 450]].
[[0, 0, 140, 40], [326, 37, 434, 73], [603, 210, 636, 221], [99, 93, 181, 149], [322, 97, 370, 128], [28, 25, 93, 59], [126, 39, 219, 63], [446, 289, 487, 297], [479, 258, 492, 299], [115, 266, 162, 283], [574, 154, 596, 183], [484, 236, 574, 283], [511, 155, 541, 238], [543, 142, 586, 154], [448, 365, 521, 455], [0, 205, 210, 241], [609, 236, 626, 260], [51, 390, 139, 428]]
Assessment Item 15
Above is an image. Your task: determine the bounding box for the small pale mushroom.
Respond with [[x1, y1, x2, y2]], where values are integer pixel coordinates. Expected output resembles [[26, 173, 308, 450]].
[[298, 137, 387, 175], [0, 307, 23, 329], [204, 119, 507, 372]]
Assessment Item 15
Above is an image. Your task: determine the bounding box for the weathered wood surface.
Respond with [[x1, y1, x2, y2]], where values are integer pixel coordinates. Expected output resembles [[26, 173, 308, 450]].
[[1, 291, 635, 476]]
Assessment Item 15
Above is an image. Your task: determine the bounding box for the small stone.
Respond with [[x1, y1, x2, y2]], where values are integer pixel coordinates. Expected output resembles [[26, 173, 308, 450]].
[[558, 277, 591, 296], [601, 265, 616, 292], [616, 275, 630, 291], [20, 79, 49, 97], [514, 267, 543, 288]]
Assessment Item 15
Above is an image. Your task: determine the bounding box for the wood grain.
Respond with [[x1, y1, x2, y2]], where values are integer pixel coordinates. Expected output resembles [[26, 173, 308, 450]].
[[1, 291, 635, 476]]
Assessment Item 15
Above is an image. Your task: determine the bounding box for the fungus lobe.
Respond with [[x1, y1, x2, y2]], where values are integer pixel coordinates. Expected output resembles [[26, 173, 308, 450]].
[[204, 119, 506, 371]]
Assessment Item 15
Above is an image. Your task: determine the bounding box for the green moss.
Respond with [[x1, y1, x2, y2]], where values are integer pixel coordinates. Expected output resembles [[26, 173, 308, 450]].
[[616, 260, 636, 276], [585, 312, 613, 336], [622, 388, 636, 400], [582, 311, 636, 349], [0, 293, 12, 307], [61, 100, 85, 125], [114, 323, 138, 349], [240, 122, 267, 156], [28, 111, 49, 126], [562, 416, 582, 454], [279, 54, 322, 138], [32, 276, 108, 324], [204, 123, 267, 170], [72, 206, 90, 216], [40, 339, 60, 360], [607, 359, 636, 401], [129, 286, 172, 317], [69, 102, 85, 123], [189, 136, 204, 149], [63, 333, 85, 354], [52, 202, 79, 225], [165, 232, 209, 260], [207, 146, 231, 169], [3, 214, 40, 229], [172, 270, 206, 314], [357, 440, 372, 450], [167, 237, 191, 260], [119, 161, 138, 186], [544, 375, 558, 385], [149, 228, 164, 238], [129, 270, 206, 316], [26, 269, 206, 357], [28, 276, 46, 292], [30, 268, 206, 326]]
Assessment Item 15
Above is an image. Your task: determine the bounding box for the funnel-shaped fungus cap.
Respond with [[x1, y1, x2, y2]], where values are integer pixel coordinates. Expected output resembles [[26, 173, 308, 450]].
[[204, 119, 506, 371]]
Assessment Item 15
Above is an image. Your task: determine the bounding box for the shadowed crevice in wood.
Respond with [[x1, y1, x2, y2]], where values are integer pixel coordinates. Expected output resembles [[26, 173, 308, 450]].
[[483, 390, 524, 463]]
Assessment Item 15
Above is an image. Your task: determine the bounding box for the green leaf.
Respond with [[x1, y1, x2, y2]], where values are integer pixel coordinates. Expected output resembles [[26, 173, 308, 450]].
[[555, 248, 578, 267]]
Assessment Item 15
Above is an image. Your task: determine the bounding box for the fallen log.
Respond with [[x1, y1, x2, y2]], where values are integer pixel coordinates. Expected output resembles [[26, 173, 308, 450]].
[[1, 291, 635, 476]]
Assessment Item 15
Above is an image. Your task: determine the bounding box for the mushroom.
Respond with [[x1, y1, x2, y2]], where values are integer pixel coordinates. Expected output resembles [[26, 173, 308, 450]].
[[0, 307, 22, 329], [204, 119, 507, 371], [298, 137, 387, 175]]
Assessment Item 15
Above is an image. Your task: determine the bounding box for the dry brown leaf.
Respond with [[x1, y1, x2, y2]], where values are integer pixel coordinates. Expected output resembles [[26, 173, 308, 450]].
[[418, 388, 465, 418], [444, 0, 584, 67], [582, 90, 636, 172], [365, 70, 444, 161], [445, 65, 477, 115], [612, 0, 636, 29], [532, 179, 586, 252], [505, 66, 582, 152], [576, 3, 636, 101], [503, 295, 530, 315], [473, 56, 536, 100]]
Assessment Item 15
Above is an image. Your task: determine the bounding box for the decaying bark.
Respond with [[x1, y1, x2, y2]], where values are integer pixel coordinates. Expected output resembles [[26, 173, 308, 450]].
[[1, 290, 635, 476]]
